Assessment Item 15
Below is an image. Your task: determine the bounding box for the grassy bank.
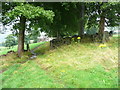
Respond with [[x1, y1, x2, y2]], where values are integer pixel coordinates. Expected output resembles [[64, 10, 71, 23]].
[[0, 42, 45, 55], [0, 36, 118, 88]]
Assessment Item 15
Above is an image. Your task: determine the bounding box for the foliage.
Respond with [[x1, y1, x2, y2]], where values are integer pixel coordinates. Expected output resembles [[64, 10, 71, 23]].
[[86, 2, 120, 28], [4, 34, 17, 48], [25, 29, 41, 44], [2, 2, 120, 57], [2, 2, 55, 56], [4, 3, 54, 23], [3, 3, 55, 36], [43, 2, 82, 37], [3, 3, 54, 29], [2, 2, 119, 38]]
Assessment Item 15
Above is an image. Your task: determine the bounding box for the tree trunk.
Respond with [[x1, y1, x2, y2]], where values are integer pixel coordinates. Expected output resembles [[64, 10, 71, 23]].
[[78, 3, 84, 37], [17, 16, 26, 57], [99, 16, 105, 43], [56, 29, 61, 39], [57, 30, 59, 39], [26, 43, 30, 51]]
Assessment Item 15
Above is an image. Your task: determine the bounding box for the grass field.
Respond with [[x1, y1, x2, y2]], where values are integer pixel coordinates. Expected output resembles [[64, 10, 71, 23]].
[[113, 34, 120, 37], [0, 42, 45, 55], [0, 36, 118, 88]]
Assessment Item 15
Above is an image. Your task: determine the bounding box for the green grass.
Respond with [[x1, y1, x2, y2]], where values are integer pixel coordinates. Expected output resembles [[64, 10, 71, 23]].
[[0, 42, 46, 71], [49, 65, 117, 88], [113, 34, 120, 37], [0, 42, 45, 55], [1, 61, 63, 88], [0, 37, 118, 88]]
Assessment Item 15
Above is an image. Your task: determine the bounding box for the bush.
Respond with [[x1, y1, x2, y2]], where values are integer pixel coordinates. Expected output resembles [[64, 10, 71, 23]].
[[4, 34, 17, 48]]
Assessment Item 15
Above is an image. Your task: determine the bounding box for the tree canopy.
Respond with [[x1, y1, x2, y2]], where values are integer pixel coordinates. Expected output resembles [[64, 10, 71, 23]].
[[1, 2, 120, 57], [2, 2, 55, 57]]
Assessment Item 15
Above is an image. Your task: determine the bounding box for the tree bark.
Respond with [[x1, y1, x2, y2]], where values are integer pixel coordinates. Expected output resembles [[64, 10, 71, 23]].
[[98, 16, 105, 43], [17, 16, 26, 57], [26, 43, 30, 51], [78, 3, 85, 37], [56, 29, 61, 39]]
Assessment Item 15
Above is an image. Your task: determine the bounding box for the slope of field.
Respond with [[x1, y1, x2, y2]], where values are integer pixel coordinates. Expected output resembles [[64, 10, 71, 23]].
[[0, 42, 45, 55], [0, 36, 118, 88]]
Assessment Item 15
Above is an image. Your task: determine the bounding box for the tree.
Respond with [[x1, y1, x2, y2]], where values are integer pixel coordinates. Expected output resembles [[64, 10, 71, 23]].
[[43, 2, 92, 39], [24, 29, 41, 51], [77, 2, 85, 37], [86, 2, 120, 42], [42, 2, 85, 38], [4, 34, 17, 48], [2, 3, 54, 57]]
